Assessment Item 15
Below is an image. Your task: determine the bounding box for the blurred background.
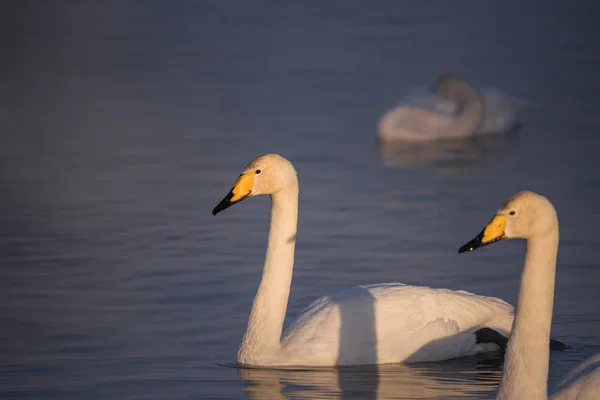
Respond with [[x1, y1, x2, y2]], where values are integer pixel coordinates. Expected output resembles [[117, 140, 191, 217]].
[[1, 1, 599, 399]]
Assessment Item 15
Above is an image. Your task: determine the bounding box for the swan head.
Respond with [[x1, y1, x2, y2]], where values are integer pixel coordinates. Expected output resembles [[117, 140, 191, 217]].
[[458, 191, 558, 253], [435, 73, 480, 106], [436, 73, 460, 92], [212, 154, 297, 215]]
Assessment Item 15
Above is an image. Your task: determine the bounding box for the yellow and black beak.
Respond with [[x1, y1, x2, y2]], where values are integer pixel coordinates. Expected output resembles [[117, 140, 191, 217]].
[[212, 173, 255, 215], [458, 214, 507, 253]]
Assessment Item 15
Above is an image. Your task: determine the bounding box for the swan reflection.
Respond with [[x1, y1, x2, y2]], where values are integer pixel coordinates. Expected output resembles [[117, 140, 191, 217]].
[[239, 357, 503, 399], [377, 131, 518, 176]]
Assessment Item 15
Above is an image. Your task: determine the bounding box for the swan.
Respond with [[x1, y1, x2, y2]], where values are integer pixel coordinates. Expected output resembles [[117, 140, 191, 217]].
[[458, 191, 600, 399], [378, 74, 524, 141], [213, 154, 530, 367]]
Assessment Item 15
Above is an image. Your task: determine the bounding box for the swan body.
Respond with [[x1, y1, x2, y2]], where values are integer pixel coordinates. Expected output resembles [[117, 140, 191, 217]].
[[459, 191, 600, 399], [212, 154, 516, 367], [378, 74, 524, 141], [552, 353, 600, 399], [478, 90, 525, 134], [278, 283, 514, 366]]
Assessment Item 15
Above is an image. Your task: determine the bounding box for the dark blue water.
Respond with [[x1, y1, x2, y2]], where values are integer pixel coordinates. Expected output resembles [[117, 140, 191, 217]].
[[1, 1, 599, 399]]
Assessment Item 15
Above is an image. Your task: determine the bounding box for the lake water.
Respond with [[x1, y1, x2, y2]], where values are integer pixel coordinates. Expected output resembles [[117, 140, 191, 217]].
[[1, 1, 599, 399]]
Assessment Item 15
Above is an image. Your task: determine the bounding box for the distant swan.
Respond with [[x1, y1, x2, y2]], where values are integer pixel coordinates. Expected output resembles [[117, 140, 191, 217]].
[[378, 74, 524, 141], [214, 154, 527, 367], [459, 191, 600, 399]]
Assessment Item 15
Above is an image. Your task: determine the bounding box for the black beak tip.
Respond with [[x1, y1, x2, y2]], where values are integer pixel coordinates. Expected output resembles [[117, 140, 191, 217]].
[[458, 244, 473, 254], [212, 191, 235, 216], [458, 231, 485, 254]]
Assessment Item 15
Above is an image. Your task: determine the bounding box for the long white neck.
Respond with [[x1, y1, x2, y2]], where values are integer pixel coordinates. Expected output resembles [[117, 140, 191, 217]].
[[237, 183, 299, 365], [497, 223, 559, 400]]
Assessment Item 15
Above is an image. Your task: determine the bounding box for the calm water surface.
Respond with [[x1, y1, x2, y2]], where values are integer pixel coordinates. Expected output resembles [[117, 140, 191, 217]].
[[1, 1, 600, 399]]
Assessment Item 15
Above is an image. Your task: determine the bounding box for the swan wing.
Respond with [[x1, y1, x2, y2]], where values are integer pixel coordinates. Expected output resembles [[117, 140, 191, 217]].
[[279, 283, 514, 365]]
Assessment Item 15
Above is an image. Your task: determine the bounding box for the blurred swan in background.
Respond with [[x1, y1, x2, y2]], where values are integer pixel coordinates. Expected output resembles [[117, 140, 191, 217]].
[[378, 74, 525, 141], [459, 191, 600, 399]]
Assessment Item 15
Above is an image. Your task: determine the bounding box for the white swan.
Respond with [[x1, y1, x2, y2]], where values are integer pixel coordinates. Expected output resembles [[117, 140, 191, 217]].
[[458, 191, 600, 399], [378, 74, 524, 141], [212, 153, 520, 367]]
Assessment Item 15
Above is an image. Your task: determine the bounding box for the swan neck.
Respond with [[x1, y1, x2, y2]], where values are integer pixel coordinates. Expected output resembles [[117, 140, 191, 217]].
[[238, 183, 299, 364], [497, 225, 559, 400], [458, 94, 484, 133]]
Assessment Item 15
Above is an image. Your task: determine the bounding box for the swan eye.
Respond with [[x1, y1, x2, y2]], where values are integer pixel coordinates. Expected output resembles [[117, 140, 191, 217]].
[[255, 169, 261, 174], [509, 211, 516, 215]]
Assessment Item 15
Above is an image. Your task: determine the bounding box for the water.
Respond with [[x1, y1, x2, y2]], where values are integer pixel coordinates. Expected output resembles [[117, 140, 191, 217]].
[[1, 1, 599, 399]]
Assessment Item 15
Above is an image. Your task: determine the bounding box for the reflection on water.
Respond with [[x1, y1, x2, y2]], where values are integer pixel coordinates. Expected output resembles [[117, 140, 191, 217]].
[[376, 131, 519, 176], [239, 357, 503, 399]]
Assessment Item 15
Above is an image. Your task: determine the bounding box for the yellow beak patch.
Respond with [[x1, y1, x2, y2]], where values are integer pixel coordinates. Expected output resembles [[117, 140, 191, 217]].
[[482, 214, 507, 244], [230, 173, 254, 202]]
